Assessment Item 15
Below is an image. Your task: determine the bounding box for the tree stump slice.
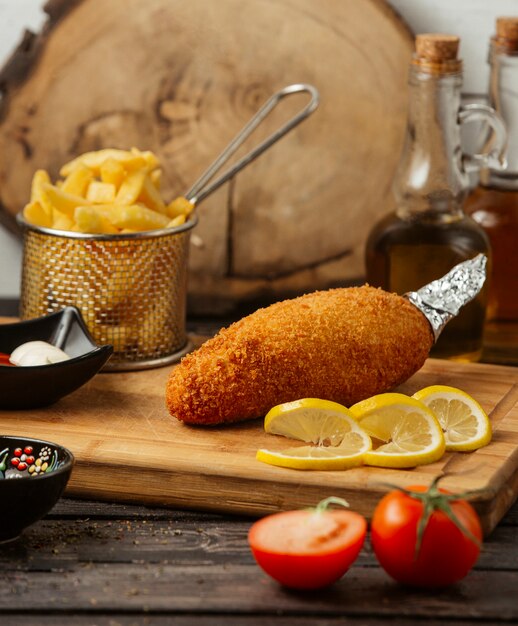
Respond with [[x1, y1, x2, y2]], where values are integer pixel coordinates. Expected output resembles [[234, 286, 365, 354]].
[[0, 0, 413, 313]]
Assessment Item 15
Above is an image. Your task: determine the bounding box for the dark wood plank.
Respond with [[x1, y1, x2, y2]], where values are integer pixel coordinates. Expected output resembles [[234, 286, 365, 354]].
[[0, 506, 516, 620], [49, 494, 518, 525], [0, 618, 510, 626], [0, 563, 517, 619], [0, 518, 515, 571], [47, 497, 243, 522], [0, 618, 508, 626], [498, 500, 518, 525]]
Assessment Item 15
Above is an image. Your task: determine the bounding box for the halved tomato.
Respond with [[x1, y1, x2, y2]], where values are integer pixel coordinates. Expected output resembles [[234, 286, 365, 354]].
[[248, 497, 367, 589]]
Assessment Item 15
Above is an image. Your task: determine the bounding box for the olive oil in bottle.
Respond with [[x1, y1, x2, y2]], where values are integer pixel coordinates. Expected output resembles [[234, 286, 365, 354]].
[[366, 34, 506, 362], [464, 18, 518, 365]]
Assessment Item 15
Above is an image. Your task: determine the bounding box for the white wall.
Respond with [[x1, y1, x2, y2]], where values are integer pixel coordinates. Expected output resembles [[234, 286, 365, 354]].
[[389, 0, 518, 95], [0, 0, 514, 297], [0, 0, 45, 296]]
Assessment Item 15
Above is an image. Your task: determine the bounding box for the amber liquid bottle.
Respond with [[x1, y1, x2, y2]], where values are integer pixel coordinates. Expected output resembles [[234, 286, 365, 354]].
[[464, 18, 518, 365], [366, 34, 506, 362]]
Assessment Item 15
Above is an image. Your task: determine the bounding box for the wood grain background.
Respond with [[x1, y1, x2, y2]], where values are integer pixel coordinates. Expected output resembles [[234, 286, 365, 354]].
[[0, 0, 516, 304], [0, 0, 414, 313]]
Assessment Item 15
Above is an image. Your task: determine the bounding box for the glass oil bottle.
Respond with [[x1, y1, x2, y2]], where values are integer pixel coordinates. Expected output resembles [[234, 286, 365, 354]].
[[464, 18, 518, 365], [365, 34, 507, 362]]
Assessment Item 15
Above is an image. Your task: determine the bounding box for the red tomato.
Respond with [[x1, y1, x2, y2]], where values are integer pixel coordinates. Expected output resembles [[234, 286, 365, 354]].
[[371, 484, 482, 588], [248, 498, 367, 590]]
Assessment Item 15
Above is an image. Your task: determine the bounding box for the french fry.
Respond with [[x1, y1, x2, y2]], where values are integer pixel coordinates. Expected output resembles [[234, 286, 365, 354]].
[[23, 148, 193, 235], [74, 206, 118, 234], [51, 210, 75, 231], [150, 168, 161, 189], [138, 174, 166, 214], [115, 170, 146, 205], [30, 170, 55, 220], [167, 196, 194, 219], [98, 204, 170, 231], [30, 169, 50, 202], [86, 181, 116, 204], [130, 147, 160, 171], [60, 148, 159, 177], [100, 158, 125, 189], [60, 149, 139, 177], [42, 182, 92, 217], [61, 164, 94, 196], [23, 201, 53, 228], [167, 215, 186, 228]]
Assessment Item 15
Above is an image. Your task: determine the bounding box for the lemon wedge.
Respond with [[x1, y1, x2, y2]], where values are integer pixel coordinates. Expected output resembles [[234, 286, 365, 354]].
[[349, 393, 445, 468], [256, 398, 372, 470], [413, 385, 492, 452]]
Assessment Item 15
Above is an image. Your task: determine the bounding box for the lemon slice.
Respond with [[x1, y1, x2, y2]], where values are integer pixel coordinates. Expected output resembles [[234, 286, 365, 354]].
[[413, 385, 492, 451], [349, 393, 445, 468], [256, 398, 372, 470]]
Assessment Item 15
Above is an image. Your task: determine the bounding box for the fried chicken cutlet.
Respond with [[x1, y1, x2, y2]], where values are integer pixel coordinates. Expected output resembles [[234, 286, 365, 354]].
[[166, 286, 434, 425]]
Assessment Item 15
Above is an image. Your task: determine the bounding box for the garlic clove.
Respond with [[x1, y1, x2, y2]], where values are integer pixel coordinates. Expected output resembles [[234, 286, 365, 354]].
[[10, 341, 70, 366]]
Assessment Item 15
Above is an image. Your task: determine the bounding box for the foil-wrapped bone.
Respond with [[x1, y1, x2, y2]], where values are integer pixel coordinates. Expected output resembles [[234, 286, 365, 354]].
[[405, 254, 487, 342]]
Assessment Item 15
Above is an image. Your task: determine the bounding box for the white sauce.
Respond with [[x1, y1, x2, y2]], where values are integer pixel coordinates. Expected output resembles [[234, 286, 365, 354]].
[[10, 341, 70, 366]]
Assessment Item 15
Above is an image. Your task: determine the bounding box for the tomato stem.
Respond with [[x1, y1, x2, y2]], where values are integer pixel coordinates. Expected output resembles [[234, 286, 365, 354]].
[[313, 496, 350, 513], [377, 474, 484, 558]]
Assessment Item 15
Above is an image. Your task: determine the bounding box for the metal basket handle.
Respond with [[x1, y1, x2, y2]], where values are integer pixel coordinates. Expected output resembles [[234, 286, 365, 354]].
[[185, 83, 320, 205]]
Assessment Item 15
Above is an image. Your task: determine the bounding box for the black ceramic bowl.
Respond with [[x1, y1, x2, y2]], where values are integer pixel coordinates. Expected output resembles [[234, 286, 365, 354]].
[[0, 435, 74, 542], [0, 307, 113, 409]]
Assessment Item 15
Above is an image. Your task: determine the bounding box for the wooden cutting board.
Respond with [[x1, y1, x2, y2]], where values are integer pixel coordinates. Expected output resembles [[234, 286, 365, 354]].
[[0, 334, 517, 536]]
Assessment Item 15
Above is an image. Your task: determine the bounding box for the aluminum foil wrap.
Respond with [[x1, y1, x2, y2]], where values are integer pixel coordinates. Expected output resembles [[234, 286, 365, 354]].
[[405, 254, 487, 342]]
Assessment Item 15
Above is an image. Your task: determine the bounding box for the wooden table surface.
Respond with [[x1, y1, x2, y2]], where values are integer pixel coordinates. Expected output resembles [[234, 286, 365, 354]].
[[1, 310, 517, 624], [0, 496, 515, 625]]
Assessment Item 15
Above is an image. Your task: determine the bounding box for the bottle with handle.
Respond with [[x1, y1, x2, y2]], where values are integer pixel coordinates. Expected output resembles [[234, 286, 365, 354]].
[[464, 17, 518, 365], [365, 33, 506, 362]]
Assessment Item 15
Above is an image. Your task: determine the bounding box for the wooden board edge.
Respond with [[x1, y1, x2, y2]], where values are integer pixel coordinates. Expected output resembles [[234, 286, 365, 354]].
[[65, 458, 503, 536], [478, 448, 518, 535]]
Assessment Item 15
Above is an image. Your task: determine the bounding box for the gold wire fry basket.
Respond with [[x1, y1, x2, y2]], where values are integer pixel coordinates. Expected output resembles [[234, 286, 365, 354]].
[[18, 217, 197, 371], [17, 84, 319, 372]]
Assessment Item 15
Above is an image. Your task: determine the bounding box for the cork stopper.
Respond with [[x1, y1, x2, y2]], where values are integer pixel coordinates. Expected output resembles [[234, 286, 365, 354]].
[[413, 34, 462, 75], [493, 17, 518, 52]]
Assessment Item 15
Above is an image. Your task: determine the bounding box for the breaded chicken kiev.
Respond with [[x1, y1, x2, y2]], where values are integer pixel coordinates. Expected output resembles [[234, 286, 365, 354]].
[[166, 286, 434, 426]]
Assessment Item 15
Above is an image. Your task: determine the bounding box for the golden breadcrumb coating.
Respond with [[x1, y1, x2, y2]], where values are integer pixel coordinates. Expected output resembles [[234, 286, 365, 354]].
[[166, 286, 434, 425]]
